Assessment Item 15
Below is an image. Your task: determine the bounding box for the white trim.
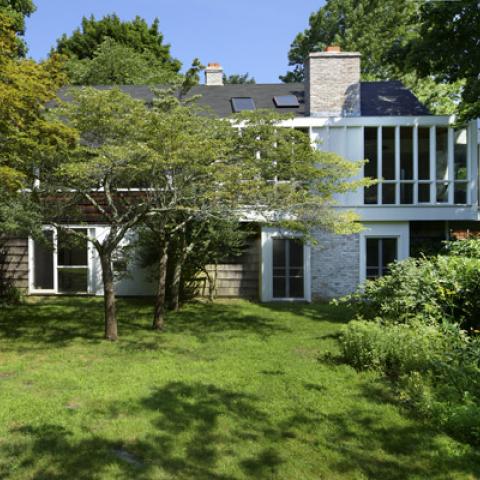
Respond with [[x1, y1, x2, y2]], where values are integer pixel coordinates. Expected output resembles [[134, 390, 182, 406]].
[[359, 222, 410, 284]]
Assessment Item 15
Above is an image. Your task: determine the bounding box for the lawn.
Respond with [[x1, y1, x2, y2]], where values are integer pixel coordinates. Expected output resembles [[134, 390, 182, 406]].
[[0, 298, 479, 480]]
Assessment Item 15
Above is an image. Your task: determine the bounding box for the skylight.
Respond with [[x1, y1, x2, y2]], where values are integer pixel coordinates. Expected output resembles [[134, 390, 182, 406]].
[[273, 95, 300, 108], [231, 97, 256, 113]]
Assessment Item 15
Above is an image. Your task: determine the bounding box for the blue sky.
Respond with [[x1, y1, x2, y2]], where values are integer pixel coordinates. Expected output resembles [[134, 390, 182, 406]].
[[25, 0, 325, 83]]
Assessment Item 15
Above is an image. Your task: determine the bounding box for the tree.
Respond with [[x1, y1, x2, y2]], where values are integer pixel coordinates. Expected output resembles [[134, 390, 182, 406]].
[[50, 87, 155, 340], [223, 73, 256, 84], [280, 0, 461, 115], [0, 0, 36, 56], [54, 14, 181, 74], [65, 38, 181, 85], [401, 0, 480, 122]]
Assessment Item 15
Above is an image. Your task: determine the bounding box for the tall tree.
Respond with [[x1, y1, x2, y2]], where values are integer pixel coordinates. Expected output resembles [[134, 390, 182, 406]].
[[223, 73, 256, 84], [0, 0, 35, 55], [280, 0, 461, 115], [65, 37, 181, 85], [54, 14, 181, 73], [401, 0, 480, 122]]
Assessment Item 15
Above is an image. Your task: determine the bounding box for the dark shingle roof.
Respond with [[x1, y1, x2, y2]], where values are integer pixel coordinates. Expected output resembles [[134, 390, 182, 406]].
[[58, 80, 430, 117]]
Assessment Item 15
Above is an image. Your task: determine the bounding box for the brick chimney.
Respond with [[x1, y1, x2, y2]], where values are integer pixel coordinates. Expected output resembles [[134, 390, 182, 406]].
[[304, 46, 361, 117], [205, 63, 224, 86]]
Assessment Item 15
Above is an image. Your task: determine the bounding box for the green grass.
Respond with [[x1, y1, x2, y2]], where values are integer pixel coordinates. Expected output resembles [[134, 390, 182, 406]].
[[0, 298, 479, 479]]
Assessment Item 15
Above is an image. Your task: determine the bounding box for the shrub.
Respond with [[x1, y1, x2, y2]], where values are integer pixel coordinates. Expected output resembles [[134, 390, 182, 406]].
[[338, 252, 480, 330], [444, 238, 480, 258]]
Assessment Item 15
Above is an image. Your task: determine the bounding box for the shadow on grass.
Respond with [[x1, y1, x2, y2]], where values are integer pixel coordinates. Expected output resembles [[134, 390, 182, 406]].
[[2, 380, 480, 479]]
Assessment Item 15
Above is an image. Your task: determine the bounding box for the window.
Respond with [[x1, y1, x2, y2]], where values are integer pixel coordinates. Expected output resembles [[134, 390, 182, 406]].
[[273, 95, 299, 108], [363, 125, 469, 205], [272, 238, 304, 298], [31, 228, 89, 294], [231, 97, 256, 113], [366, 238, 397, 280]]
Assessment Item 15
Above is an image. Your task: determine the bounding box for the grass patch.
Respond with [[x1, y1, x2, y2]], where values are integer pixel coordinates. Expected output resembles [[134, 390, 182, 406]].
[[0, 297, 479, 479]]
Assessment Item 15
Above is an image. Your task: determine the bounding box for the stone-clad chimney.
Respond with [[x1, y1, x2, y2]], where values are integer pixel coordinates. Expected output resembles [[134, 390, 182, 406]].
[[304, 46, 361, 117], [205, 63, 224, 86]]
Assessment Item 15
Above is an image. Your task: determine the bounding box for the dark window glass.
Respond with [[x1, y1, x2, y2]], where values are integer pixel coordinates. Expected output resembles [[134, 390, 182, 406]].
[[58, 268, 88, 293], [382, 239, 397, 276], [382, 183, 396, 204], [382, 127, 395, 180], [436, 127, 448, 180], [58, 229, 88, 266], [418, 127, 430, 180], [436, 182, 449, 203], [454, 182, 468, 204], [400, 127, 413, 180], [272, 238, 304, 298], [33, 231, 54, 290], [273, 95, 299, 107], [400, 183, 413, 204], [364, 185, 378, 205], [366, 238, 397, 280], [231, 97, 256, 112], [418, 183, 431, 203], [364, 127, 378, 204], [454, 130, 467, 180]]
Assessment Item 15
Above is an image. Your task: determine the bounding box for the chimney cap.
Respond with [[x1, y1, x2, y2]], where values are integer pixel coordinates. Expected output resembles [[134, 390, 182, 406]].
[[325, 45, 341, 53], [207, 62, 223, 70]]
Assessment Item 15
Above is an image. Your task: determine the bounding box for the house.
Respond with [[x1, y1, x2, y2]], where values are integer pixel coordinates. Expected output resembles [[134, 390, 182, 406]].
[[3, 47, 479, 301]]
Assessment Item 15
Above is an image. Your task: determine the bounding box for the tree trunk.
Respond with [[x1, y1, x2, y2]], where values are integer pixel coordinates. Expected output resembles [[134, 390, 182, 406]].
[[171, 230, 186, 312], [153, 239, 169, 330], [100, 251, 118, 341]]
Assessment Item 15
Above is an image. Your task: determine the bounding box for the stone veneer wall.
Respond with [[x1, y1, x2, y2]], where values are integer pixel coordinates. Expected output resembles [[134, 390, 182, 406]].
[[1, 237, 29, 291], [311, 230, 360, 300], [304, 52, 361, 117]]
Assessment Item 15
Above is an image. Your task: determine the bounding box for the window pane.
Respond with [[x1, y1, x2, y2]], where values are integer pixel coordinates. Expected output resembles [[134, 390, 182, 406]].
[[58, 229, 88, 266], [418, 183, 431, 203], [364, 185, 378, 205], [364, 127, 377, 178], [366, 267, 379, 280], [289, 277, 304, 298], [382, 239, 397, 270], [366, 238, 379, 268], [289, 240, 303, 268], [454, 182, 468, 204], [33, 231, 54, 290], [400, 183, 413, 204], [436, 127, 448, 180], [58, 268, 88, 293], [400, 127, 413, 180], [382, 183, 396, 204], [273, 277, 286, 298], [454, 129, 467, 180], [272, 239, 286, 268], [436, 182, 449, 203], [418, 127, 430, 180], [382, 127, 395, 180]]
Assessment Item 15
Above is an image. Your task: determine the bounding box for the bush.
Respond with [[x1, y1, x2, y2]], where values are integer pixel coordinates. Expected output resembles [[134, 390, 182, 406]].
[[338, 252, 480, 330], [341, 319, 480, 445]]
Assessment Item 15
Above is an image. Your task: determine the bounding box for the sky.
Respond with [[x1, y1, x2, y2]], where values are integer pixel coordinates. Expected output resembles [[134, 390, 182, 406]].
[[24, 0, 325, 83]]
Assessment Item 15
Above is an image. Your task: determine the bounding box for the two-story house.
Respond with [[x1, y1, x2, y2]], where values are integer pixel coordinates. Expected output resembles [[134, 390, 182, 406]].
[[5, 47, 479, 301]]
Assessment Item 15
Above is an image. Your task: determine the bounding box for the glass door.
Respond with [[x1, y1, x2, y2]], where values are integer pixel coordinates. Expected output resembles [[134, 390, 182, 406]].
[[272, 238, 304, 299]]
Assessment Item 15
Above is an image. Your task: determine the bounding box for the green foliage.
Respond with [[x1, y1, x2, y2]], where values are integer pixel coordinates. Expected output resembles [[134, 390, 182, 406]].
[[281, 0, 461, 115], [65, 38, 181, 86], [339, 252, 480, 330], [342, 319, 480, 445], [444, 238, 480, 259], [0, 0, 35, 55], [223, 73, 256, 84], [401, 0, 480, 122], [341, 320, 445, 378], [54, 14, 181, 72]]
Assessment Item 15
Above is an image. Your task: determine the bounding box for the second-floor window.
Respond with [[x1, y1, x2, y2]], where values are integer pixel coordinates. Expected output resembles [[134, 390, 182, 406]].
[[363, 126, 470, 205]]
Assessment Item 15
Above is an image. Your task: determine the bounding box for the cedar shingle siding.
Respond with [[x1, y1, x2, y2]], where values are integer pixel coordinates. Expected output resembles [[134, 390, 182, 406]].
[[1, 237, 29, 290]]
